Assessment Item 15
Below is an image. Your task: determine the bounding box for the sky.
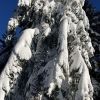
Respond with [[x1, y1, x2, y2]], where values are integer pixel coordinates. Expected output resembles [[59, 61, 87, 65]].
[[0, 0, 17, 37], [0, 0, 100, 37], [91, 0, 100, 10]]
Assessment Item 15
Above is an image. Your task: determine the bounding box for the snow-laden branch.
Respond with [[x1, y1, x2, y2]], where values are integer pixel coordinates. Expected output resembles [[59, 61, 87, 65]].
[[25, 15, 70, 99], [0, 28, 39, 100], [58, 15, 69, 78]]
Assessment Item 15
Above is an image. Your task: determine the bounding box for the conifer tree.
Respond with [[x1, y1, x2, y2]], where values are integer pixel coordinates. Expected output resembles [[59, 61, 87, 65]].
[[0, 0, 95, 100]]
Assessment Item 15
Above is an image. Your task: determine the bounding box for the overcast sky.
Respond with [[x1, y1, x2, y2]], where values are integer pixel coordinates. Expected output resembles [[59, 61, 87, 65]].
[[0, 0, 100, 37]]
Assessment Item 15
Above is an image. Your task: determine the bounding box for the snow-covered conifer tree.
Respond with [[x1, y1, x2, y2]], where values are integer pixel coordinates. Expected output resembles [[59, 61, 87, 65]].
[[0, 0, 95, 100]]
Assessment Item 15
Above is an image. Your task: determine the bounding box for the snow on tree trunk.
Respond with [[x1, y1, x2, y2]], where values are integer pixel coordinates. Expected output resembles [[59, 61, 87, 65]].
[[0, 0, 94, 100]]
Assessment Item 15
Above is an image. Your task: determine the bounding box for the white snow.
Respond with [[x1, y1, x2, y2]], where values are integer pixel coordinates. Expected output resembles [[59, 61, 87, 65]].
[[47, 82, 55, 96], [75, 63, 93, 100], [18, 0, 32, 7], [82, 10, 90, 29], [58, 15, 69, 77], [14, 28, 39, 60], [66, 10, 79, 23], [55, 63, 65, 88], [42, 0, 56, 15], [34, 0, 44, 12], [7, 18, 19, 31], [0, 90, 5, 100], [0, 28, 39, 99], [69, 47, 93, 99]]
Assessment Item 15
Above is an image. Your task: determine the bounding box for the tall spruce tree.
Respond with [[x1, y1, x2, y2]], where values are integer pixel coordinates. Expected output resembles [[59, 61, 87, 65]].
[[0, 0, 96, 100], [83, 1, 100, 99]]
